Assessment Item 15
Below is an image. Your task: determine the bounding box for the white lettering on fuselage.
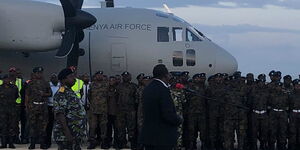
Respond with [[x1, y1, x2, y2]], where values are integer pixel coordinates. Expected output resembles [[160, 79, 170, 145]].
[[87, 24, 152, 31]]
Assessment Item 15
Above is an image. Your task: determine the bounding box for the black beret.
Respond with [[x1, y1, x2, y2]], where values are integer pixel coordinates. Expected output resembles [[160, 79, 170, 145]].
[[275, 71, 282, 76], [293, 79, 300, 85], [94, 71, 104, 75], [283, 75, 292, 80], [215, 73, 223, 78], [258, 74, 266, 79], [33, 67, 44, 73], [223, 73, 228, 77], [269, 70, 275, 76], [121, 71, 130, 76], [246, 73, 254, 77], [136, 73, 145, 80], [181, 71, 189, 76], [193, 73, 206, 79], [58, 68, 74, 80], [233, 71, 241, 77]]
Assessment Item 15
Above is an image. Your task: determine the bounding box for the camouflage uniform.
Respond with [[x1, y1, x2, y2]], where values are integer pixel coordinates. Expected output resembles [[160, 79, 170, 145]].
[[53, 86, 86, 146], [206, 81, 226, 150], [26, 79, 51, 139], [171, 87, 186, 149], [116, 82, 138, 148], [268, 83, 289, 150], [249, 82, 269, 150], [223, 80, 248, 150], [0, 84, 19, 137], [186, 82, 207, 149], [88, 81, 109, 145], [289, 88, 300, 150], [136, 85, 145, 134]]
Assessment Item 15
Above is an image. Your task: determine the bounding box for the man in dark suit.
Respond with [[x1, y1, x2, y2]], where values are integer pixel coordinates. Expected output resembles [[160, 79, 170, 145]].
[[139, 64, 183, 150]]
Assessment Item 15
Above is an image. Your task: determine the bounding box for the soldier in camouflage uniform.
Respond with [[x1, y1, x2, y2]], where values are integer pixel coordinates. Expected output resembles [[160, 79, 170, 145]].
[[245, 73, 255, 150], [170, 74, 186, 150], [116, 71, 138, 149], [223, 72, 248, 150], [53, 68, 86, 150], [249, 74, 269, 150], [268, 79, 289, 150], [0, 75, 19, 148], [87, 71, 109, 149], [288, 79, 300, 150], [185, 73, 207, 150], [25, 67, 52, 149], [206, 73, 226, 150]]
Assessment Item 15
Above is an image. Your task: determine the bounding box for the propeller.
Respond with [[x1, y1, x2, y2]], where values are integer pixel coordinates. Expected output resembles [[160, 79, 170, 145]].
[[56, 0, 97, 67]]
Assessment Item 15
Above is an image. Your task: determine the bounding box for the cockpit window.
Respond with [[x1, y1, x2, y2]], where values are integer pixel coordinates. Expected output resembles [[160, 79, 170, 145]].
[[173, 27, 183, 41], [186, 29, 201, 42], [157, 27, 169, 42]]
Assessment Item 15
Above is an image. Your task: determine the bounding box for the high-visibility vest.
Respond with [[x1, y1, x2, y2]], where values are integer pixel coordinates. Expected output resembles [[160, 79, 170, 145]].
[[15, 78, 22, 104], [0, 80, 3, 85], [72, 78, 84, 98]]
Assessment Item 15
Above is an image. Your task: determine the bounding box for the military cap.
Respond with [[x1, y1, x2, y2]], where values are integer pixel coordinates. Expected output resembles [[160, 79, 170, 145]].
[[181, 71, 189, 76], [246, 73, 254, 77], [258, 74, 266, 79], [136, 73, 145, 80], [143, 76, 151, 80], [283, 75, 292, 80], [121, 71, 130, 76], [32, 66, 44, 73], [223, 73, 229, 77], [58, 68, 74, 80], [269, 70, 276, 76], [94, 71, 104, 75], [193, 73, 206, 79], [233, 71, 241, 78], [275, 71, 282, 77], [293, 79, 300, 85], [170, 71, 182, 77], [9, 67, 16, 72]]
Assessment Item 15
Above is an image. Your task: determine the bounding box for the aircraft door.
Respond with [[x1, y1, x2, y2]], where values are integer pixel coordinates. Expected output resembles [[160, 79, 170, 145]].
[[111, 43, 127, 72]]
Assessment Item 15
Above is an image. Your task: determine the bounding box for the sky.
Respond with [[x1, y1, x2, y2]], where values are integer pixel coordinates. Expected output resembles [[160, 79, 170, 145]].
[[37, 0, 300, 78]]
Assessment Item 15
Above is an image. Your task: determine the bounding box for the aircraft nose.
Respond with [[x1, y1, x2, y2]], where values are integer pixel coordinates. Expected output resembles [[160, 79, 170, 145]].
[[215, 47, 238, 75]]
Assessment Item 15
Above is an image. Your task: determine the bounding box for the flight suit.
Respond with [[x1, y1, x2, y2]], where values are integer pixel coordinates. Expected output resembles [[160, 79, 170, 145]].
[[268, 83, 289, 150], [249, 83, 269, 150], [88, 80, 109, 146], [186, 82, 207, 150], [116, 82, 137, 149], [223, 80, 248, 150]]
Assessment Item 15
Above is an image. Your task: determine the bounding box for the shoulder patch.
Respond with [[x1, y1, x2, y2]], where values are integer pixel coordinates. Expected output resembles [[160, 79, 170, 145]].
[[59, 87, 65, 93]]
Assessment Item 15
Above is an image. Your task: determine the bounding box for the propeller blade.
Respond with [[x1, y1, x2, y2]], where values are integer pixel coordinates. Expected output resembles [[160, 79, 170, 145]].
[[70, 0, 84, 9], [60, 0, 76, 17], [55, 27, 76, 58]]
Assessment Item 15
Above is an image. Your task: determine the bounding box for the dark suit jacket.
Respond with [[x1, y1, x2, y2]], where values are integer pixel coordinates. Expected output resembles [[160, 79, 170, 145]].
[[138, 79, 183, 146]]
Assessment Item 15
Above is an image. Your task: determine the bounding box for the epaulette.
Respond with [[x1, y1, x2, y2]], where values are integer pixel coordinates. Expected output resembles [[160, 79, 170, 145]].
[[59, 87, 65, 93]]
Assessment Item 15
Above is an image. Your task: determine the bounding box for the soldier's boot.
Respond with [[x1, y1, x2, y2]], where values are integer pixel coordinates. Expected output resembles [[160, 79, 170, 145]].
[[0, 137, 7, 149], [40, 138, 48, 149], [130, 140, 137, 150], [28, 138, 36, 149], [101, 142, 110, 149], [8, 137, 16, 149], [74, 143, 81, 150], [87, 141, 97, 149]]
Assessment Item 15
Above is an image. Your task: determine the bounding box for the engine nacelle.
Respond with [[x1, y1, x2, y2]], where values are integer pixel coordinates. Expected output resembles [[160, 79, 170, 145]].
[[0, 0, 65, 52]]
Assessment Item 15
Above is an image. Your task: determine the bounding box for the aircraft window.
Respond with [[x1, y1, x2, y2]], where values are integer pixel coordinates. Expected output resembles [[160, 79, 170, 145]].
[[173, 51, 183, 66], [157, 27, 169, 42], [186, 29, 201, 42], [173, 27, 183, 41], [186, 49, 196, 66]]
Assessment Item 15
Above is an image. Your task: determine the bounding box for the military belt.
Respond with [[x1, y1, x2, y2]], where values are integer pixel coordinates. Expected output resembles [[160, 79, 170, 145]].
[[273, 108, 284, 112], [292, 110, 300, 113], [33, 102, 45, 105], [253, 110, 267, 114]]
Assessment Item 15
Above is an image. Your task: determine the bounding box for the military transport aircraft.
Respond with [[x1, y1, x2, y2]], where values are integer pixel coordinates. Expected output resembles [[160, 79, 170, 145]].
[[0, 0, 238, 79]]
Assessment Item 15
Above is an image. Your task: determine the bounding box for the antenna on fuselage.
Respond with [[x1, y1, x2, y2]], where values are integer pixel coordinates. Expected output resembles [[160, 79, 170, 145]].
[[163, 4, 173, 14]]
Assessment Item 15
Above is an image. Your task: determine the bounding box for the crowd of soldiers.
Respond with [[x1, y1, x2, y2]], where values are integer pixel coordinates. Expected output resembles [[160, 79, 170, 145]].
[[1, 66, 300, 150]]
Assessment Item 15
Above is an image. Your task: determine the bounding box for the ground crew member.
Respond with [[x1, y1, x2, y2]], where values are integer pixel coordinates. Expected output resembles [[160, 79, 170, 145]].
[[53, 68, 86, 150], [87, 71, 109, 149], [186, 73, 208, 150], [249, 74, 269, 150], [25, 67, 52, 149], [69, 66, 84, 99], [116, 71, 138, 149], [0, 75, 19, 148], [289, 79, 300, 150]]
